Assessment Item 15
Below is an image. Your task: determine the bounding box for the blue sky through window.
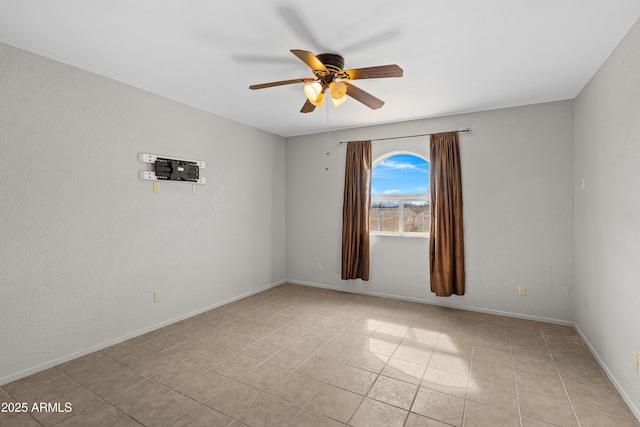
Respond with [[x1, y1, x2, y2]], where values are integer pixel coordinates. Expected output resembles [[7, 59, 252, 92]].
[[371, 154, 429, 195]]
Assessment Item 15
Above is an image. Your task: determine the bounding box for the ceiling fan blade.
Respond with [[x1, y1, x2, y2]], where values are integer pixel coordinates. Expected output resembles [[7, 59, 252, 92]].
[[300, 99, 316, 113], [278, 6, 327, 53], [340, 29, 400, 54], [345, 82, 385, 110], [343, 64, 403, 80], [249, 78, 315, 90], [290, 49, 328, 73], [232, 53, 297, 65]]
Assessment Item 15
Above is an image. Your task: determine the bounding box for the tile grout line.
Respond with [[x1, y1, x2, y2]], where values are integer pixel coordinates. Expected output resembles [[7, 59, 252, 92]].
[[544, 329, 583, 427], [509, 330, 525, 427], [50, 369, 143, 427], [461, 327, 475, 427]]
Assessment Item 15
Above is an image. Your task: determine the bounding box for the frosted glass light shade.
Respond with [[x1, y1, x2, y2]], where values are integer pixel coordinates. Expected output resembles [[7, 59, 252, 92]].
[[304, 82, 322, 100], [329, 81, 347, 107], [329, 81, 347, 99], [304, 82, 324, 107], [332, 95, 347, 107], [310, 92, 324, 107]]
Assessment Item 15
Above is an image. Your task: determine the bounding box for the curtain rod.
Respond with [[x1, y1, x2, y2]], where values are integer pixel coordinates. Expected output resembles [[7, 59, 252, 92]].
[[339, 128, 471, 144]]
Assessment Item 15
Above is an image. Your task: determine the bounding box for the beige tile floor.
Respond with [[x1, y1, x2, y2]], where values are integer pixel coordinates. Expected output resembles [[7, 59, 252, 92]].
[[1, 283, 638, 427]]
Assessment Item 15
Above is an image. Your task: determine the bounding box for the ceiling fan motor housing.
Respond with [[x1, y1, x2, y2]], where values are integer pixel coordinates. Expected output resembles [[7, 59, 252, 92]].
[[316, 53, 345, 81]]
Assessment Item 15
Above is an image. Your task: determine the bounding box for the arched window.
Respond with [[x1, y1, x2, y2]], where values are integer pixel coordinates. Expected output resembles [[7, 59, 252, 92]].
[[370, 154, 430, 234]]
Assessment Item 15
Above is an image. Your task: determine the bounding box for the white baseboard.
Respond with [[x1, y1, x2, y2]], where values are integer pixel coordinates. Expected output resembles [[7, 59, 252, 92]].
[[574, 325, 640, 421], [0, 279, 284, 387], [286, 279, 573, 326]]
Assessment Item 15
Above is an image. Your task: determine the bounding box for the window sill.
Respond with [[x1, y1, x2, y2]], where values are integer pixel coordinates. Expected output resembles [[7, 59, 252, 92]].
[[370, 232, 429, 238]]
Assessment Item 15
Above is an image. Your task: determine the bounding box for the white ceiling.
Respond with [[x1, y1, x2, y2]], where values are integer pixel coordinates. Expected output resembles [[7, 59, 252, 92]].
[[1, 1, 639, 137]]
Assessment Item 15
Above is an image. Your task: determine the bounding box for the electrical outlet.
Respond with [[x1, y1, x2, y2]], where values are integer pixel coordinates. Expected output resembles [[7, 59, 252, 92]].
[[518, 285, 527, 296], [316, 262, 321, 270], [633, 351, 638, 373], [154, 291, 161, 303]]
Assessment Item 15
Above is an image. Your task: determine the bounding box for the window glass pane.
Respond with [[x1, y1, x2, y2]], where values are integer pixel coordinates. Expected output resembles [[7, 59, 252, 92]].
[[369, 202, 382, 231], [403, 200, 430, 233], [371, 154, 429, 195], [370, 153, 429, 235], [370, 201, 399, 232]]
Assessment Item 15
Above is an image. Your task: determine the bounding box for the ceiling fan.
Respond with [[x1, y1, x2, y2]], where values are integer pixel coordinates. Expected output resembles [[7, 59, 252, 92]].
[[249, 49, 403, 113]]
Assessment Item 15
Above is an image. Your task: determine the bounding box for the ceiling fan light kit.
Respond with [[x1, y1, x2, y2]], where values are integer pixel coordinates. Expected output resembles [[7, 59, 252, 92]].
[[249, 49, 403, 113], [304, 81, 347, 108], [329, 81, 347, 106], [304, 81, 324, 107]]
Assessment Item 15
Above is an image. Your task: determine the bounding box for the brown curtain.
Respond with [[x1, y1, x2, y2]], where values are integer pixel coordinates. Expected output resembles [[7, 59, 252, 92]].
[[342, 140, 371, 281], [429, 132, 465, 296]]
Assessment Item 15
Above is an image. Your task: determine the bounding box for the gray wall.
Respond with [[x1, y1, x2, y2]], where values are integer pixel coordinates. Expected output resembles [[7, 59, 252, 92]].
[[286, 100, 575, 323], [0, 42, 286, 383], [573, 18, 640, 415]]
